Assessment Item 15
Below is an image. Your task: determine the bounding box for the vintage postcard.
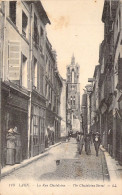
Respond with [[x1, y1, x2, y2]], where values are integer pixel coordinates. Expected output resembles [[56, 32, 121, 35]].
[[0, 0, 122, 195]]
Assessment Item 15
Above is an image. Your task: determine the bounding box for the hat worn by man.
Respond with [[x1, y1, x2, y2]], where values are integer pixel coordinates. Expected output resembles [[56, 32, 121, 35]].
[[13, 126, 20, 134]]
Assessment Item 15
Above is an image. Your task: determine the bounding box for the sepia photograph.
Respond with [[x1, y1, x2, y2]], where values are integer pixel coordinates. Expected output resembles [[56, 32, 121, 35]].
[[0, 0, 122, 194]]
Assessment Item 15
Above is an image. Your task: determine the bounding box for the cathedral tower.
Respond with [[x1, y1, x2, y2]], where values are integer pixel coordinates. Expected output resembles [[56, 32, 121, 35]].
[[66, 55, 80, 133]]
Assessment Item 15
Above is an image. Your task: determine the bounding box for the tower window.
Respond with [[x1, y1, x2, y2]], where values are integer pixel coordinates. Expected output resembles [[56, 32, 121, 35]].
[[67, 67, 70, 73]]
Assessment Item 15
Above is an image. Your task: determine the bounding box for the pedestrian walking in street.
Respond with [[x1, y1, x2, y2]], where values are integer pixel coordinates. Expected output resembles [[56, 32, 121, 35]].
[[84, 133, 91, 155], [67, 131, 70, 142], [93, 132, 101, 157], [77, 132, 84, 154]]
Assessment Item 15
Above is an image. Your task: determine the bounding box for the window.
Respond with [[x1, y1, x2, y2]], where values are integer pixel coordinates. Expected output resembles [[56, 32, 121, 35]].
[[22, 54, 27, 88], [33, 57, 37, 88], [34, 14, 39, 45], [40, 108, 45, 144], [33, 114, 39, 146], [39, 27, 44, 52], [9, 1, 16, 25], [22, 11, 28, 38]]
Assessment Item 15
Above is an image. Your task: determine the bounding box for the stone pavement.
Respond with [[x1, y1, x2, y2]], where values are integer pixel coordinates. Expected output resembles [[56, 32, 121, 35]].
[[1, 138, 109, 181], [1, 142, 61, 179], [100, 146, 122, 182], [40, 138, 109, 181]]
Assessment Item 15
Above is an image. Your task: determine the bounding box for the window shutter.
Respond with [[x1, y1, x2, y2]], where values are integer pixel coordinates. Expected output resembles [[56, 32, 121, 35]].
[[8, 41, 21, 80]]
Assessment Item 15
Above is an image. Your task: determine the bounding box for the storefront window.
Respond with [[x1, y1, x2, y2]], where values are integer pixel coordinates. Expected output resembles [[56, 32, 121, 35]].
[[33, 115, 39, 145], [32, 106, 45, 147]]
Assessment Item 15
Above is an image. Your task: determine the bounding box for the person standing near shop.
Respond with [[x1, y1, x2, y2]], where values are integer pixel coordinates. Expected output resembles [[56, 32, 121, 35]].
[[13, 126, 22, 164], [108, 129, 113, 156], [6, 128, 16, 165]]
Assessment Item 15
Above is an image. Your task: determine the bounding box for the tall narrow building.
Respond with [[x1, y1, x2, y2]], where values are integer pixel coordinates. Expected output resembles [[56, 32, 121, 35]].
[[66, 55, 80, 134]]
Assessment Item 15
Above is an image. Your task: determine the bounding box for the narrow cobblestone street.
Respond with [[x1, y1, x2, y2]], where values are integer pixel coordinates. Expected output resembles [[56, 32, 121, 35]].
[[2, 139, 109, 181]]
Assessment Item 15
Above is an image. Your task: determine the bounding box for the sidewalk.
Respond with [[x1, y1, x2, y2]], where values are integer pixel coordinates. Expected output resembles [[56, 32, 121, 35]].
[[1, 142, 61, 179], [100, 146, 122, 182]]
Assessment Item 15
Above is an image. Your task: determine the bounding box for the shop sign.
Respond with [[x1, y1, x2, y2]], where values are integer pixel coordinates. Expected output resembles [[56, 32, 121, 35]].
[[8, 93, 28, 111]]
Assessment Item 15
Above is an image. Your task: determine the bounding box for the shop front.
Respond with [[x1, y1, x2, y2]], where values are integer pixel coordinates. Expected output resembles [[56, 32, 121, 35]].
[[30, 92, 46, 157], [1, 83, 29, 167]]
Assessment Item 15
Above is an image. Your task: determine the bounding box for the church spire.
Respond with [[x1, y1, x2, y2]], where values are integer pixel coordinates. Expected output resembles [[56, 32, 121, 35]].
[[71, 53, 75, 65]]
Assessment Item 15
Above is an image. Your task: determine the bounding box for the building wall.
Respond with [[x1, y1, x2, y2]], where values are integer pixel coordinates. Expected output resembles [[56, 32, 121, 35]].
[[45, 38, 62, 143]]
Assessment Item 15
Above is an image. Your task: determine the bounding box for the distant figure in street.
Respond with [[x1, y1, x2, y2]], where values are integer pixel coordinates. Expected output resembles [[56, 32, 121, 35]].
[[93, 132, 101, 156], [84, 133, 91, 155]]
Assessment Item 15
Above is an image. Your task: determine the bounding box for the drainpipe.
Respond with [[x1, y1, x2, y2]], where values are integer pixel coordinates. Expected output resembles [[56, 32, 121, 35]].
[[0, 44, 1, 181], [0, 1, 5, 180], [27, 3, 33, 158]]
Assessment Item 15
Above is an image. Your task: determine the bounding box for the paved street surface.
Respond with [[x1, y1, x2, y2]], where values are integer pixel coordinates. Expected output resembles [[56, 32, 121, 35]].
[[2, 138, 109, 181]]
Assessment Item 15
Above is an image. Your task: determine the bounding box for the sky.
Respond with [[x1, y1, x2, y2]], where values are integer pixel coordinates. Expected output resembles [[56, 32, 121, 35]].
[[41, 0, 104, 95]]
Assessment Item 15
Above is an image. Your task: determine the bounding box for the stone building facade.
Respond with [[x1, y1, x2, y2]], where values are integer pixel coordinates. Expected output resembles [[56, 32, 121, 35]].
[[45, 38, 62, 144], [0, 0, 62, 167], [82, 0, 122, 165]]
